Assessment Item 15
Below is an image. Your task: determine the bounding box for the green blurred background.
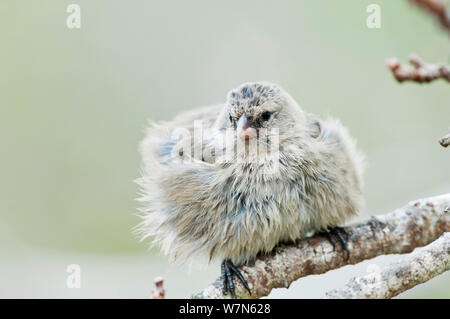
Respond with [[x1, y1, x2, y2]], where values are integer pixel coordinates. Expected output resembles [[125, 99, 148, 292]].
[[0, 0, 449, 298]]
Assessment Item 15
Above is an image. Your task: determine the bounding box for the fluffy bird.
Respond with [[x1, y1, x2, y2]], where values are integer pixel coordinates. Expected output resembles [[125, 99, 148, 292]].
[[136, 82, 364, 298]]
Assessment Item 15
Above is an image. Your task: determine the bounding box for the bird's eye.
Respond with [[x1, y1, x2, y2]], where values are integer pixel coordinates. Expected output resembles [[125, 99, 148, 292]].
[[229, 114, 233, 122], [261, 111, 272, 121]]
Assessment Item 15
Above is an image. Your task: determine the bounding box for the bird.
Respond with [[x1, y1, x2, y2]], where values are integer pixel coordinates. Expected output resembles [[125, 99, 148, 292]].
[[136, 81, 364, 298]]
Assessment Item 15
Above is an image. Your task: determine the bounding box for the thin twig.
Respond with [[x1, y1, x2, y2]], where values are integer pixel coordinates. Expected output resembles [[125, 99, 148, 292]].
[[410, 0, 450, 31], [325, 232, 450, 298], [150, 276, 165, 299], [386, 54, 450, 83], [439, 127, 450, 147]]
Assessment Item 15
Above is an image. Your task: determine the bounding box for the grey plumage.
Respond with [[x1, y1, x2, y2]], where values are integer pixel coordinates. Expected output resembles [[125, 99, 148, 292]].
[[136, 81, 364, 269]]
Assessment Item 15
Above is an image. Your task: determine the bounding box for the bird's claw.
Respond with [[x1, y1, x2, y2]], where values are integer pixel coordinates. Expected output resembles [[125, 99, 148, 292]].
[[221, 259, 251, 298], [325, 227, 350, 260]]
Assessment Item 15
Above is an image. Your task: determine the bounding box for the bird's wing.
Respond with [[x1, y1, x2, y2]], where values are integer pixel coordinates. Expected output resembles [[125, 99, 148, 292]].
[[140, 104, 224, 169]]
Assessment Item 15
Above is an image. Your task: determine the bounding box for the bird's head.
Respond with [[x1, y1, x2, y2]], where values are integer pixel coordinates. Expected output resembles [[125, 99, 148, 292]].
[[221, 82, 306, 142]]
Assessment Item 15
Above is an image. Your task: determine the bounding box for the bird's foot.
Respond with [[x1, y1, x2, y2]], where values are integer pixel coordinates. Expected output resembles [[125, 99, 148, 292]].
[[324, 227, 350, 260], [221, 259, 251, 299]]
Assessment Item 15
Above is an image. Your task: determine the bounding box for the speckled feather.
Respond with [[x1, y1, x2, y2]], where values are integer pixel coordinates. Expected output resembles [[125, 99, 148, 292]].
[[136, 82, 364, 266]]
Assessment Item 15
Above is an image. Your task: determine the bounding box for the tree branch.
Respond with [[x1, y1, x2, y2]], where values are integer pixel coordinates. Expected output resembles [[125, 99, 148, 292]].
[[410, 0, 450, 31], [325, 232, 450, 298], [439, 127, 450, 147], [192, 194, 450, 299], [386, 54, 450, 83], [149, 276, 165, 299]]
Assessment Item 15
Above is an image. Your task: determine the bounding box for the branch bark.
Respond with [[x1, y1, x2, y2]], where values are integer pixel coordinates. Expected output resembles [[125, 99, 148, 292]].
[[386, 54, 450, 83], [439, 127, 450, 147], [325, 232, 450, 298], [410, 0, 450, 31], [192, 193, 450, 299]]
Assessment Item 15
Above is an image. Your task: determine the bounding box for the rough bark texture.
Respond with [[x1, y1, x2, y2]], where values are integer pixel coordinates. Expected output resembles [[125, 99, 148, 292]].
[[325, 232, 450, 298], [192, 194, 450, 299], [386, 54, 450, 83]]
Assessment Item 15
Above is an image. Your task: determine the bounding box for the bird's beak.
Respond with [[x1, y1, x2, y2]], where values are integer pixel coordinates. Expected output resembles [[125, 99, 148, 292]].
[[236, 113, 257, 140]]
